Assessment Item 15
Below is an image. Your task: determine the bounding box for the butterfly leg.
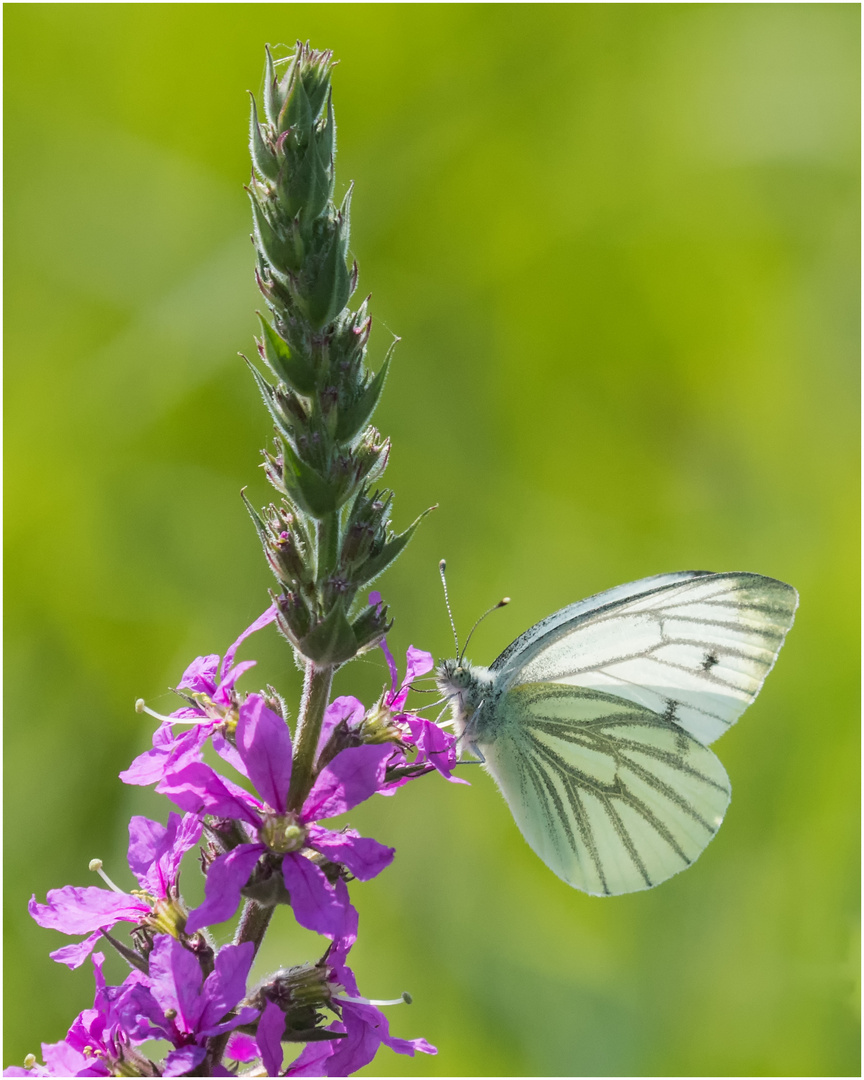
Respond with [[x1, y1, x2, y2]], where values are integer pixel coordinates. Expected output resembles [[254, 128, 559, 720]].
[[456, 740, 485, 765]]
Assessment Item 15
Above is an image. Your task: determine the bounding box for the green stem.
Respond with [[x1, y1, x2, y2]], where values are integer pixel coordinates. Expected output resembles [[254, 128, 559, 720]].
[[316, 512, 339, 584], [235, 898, 274, 953], [287, 661, 334, 811], [204, 901, 274, 1071]]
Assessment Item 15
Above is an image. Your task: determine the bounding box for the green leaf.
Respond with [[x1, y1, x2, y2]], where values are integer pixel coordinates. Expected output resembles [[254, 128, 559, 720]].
[[279, 65, 313, 134], [306, 206, 351, 329], [263, 44, 286, 127], [279, 134, 332, 222], [249, 196, 299, 274], [249, 93, 279, 182], [243, 357, 294, 443], [319, 89, 336, 165], [257, 313, 317, 394], [240, 488, 267, 537], [281, 439, 339, 518], [335, 341, 396, 443], [354, 505, 435, 589], [300, 602, 358, 666]]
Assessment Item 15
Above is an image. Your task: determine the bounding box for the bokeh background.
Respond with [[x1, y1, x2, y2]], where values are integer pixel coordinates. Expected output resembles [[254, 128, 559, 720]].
[[5, 4, 859, 1076]]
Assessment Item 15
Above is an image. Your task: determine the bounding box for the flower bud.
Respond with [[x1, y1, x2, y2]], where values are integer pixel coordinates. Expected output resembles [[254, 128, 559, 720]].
[[244, 958, 342, 1042], [350, 596, 392, 655], [274, 590, 314, 647]]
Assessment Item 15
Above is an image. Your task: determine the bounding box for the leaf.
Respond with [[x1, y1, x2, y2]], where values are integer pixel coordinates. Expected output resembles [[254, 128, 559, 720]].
[[257, 313, 317, 395], [354, 505, 436, 589], [335, 341, 396, 443], [300, 603, 358, 666], [280, 439, 339, 518], [248, 94, 279, 182]]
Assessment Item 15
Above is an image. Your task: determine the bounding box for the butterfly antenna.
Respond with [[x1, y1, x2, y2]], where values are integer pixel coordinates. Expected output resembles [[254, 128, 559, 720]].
[[459, 597, 510, 665], [439, 559, 459, 654]]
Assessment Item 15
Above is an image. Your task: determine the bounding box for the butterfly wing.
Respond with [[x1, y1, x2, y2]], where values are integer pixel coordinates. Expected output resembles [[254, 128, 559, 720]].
[[479, 682, 731, 895], [491, 572, 798, 745]]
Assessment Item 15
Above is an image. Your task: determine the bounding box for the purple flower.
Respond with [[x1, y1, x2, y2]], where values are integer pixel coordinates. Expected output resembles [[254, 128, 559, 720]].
[[325, 608, 465, 792], [120, 605, 276, 786], [158, 694, 394, 941], [117, 936, 257, 1076], [29, 813, 202, 969], [4, 953, 154, 1077], [255, 999, 289, 1076], [272, 938, 436, 1077], [225, 1031, 259, 1064]]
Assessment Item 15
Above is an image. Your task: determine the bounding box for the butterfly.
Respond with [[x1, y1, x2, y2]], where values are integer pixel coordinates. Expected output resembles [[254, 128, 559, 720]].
[[435, 570, 798, 896]]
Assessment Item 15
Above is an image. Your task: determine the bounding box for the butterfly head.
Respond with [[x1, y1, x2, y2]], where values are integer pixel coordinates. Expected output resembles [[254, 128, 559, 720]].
[[435, 657, 474, 694], [434, 657, 495, 740]]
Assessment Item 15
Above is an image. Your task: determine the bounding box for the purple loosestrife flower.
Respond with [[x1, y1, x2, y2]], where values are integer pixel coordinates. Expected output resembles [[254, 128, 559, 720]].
[[117, 936, 257, 1077], [317, 602, 465, 792], [224, 1032, 258, 1065], [121, 606, 276, 786], [3, 953, 156, 1077], [29, 813, 202, 969], [254, 937, 436, 1077], [158, 693, 394, 941], [377, 633, 467, 790]]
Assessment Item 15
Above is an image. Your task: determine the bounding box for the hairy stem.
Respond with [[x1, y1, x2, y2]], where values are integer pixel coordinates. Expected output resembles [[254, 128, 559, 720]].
[[287, 661, 335, 811], [235, 898, 274, 953], [203, 901, 275, 1072]]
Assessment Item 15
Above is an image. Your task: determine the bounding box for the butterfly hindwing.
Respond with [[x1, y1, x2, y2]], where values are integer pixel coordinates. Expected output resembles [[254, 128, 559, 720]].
[[491, 572, 798, 746], [480, 683, 731, 895]]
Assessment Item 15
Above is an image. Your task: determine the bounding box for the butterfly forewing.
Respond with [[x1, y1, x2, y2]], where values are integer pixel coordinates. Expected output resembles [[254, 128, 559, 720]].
[[481, 683, 731, 895], [492, 572, 798, 746]]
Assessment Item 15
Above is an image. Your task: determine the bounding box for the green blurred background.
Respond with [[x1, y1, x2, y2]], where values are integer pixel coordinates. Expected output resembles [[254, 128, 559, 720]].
[[5, 4, 859, 1076]]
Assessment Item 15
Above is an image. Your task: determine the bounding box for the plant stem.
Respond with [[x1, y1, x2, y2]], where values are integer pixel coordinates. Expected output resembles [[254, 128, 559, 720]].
[[316, 513, 339, 584], [287, 661, 334, 812], [203, 901, 275, 1072], [235, 898, 274, 953]]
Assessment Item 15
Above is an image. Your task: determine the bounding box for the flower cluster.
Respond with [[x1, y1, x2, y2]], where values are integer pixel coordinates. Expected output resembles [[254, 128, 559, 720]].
[[8, 40, 447, 1078], [13, 609, 455, 1076]]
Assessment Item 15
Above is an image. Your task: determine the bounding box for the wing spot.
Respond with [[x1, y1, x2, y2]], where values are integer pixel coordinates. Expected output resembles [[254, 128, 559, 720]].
[[702, 651, 719, 672]]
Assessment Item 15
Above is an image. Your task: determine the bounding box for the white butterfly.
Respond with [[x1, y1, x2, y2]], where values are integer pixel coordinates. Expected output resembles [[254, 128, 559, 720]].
[[435, 571, 798, 896]]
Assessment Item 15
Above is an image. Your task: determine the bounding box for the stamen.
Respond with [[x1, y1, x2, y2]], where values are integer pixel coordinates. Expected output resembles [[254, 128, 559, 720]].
[[135, 699, 172, 722], [134, 699, 214, 727], [337, 991, 412, 1006], [89, 859, 125, 895], [408, 697, 449, 714], [23, 1055, 36, 1070]]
